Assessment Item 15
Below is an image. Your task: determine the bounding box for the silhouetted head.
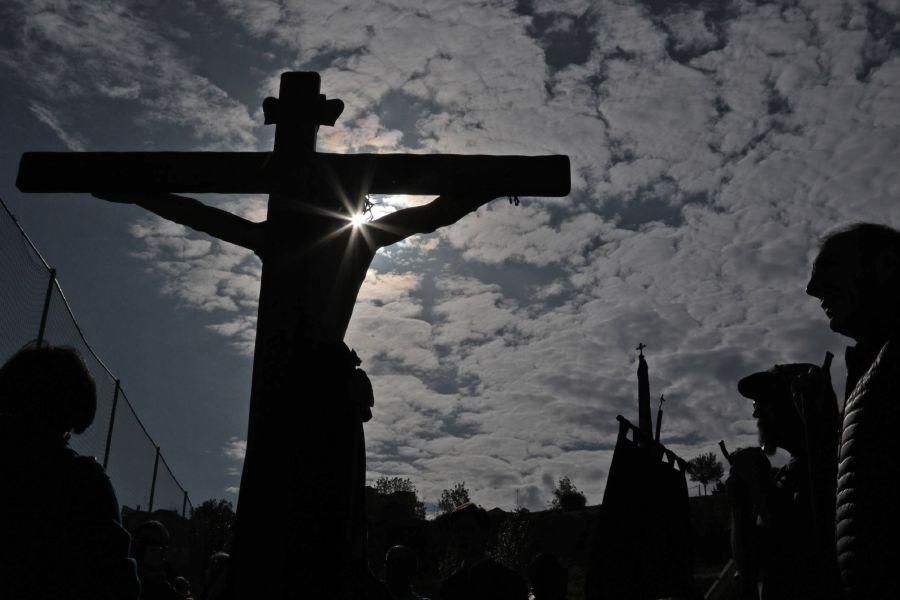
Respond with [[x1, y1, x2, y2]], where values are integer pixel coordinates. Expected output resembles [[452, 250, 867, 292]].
[[739, 364, 821, 456], [806, 223, 900, 343], [203, 551, 230, 589], [385, 545, 417, 592], [173, 576, 191, 594], [0, 343, 97, 446], [447, 502, 490, 559], [528, 553, 568, 600], [134, 520, 170, 568], [206, 551, 229, 572]]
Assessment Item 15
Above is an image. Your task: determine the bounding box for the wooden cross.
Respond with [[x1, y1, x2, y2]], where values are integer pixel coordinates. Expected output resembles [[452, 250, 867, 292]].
[[17, 72, 570, 599], [636, 342, 646, 357]]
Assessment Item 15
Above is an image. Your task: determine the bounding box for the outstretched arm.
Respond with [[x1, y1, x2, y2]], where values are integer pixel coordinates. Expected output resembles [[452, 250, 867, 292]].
[[364, 193, 499, 249], [92, 192, 263, 251]]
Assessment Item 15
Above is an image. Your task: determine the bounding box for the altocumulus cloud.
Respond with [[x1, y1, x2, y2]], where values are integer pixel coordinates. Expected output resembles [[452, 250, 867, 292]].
[[7, 0, 900, 509], [1, 0, 258, 150]]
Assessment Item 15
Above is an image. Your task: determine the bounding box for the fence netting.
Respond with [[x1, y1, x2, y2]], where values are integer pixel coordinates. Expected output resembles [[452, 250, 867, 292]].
[[155, 455, 190, 514], [0, 197, 193, 516], [106, 390, 159, 510], [0, 207, 47, 364]]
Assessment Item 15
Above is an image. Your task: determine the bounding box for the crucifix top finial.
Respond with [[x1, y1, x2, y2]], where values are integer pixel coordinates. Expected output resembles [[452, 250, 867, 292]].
[[262, 72, 344, 128], [636, 342, 647, 357], [262, 94, 344, 127], [659, 394, 666, 409]]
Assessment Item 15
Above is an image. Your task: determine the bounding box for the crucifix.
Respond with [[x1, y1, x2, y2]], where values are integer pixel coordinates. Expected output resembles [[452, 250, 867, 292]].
[[17, 71, 570, 599]]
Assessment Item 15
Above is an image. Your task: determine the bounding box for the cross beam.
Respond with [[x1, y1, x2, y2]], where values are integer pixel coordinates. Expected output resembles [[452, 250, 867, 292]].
[[17, 152, 570, 197]]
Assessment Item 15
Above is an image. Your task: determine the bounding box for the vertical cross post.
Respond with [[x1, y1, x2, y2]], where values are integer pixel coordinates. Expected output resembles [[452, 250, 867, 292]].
[[232, 72, 364, 599]]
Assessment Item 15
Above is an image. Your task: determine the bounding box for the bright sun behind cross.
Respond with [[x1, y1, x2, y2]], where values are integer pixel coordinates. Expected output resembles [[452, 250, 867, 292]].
[[350, 212, 367, 227]]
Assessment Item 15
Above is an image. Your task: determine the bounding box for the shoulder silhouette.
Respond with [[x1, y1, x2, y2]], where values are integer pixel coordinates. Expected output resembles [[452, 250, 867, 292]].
[[0, 343, 140, 600]]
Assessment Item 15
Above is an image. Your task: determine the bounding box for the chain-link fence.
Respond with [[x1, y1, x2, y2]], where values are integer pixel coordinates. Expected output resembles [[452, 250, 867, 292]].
[[0, 197, 193, 517]]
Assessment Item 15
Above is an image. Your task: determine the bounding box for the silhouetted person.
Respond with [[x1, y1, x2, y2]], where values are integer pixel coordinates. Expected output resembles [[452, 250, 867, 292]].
[[0, 343, 140, 600], [384, 545, 429, 600], [806, 223, 900, 600], [440, 502, 527, 600], [200, 551, 229, 600], [727, 362, 840, 600], [528, 554, 567, 600], [174, 576, 193, 599], [133, 520, 182, 600]]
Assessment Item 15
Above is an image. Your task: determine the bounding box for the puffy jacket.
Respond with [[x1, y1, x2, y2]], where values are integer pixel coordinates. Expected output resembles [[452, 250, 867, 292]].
[[836, 338, 900, 600]]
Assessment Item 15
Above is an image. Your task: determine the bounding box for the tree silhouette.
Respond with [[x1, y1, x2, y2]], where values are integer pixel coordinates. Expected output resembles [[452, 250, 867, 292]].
[[491, 509, 532, 573], [687, 452, 725, 496], [373, 476, 426, 519], [374, 476, 414, 495], [549, 476, 587, 511], [438, 481, 471, 515], [190, 498, 235, 561]]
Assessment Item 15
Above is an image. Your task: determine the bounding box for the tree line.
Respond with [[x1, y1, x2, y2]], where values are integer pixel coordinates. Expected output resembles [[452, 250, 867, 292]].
[[189, 452, 726, 559]]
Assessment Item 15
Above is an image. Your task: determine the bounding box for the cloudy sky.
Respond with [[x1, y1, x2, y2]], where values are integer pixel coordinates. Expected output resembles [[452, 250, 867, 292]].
[[1, 0, 898, 512]]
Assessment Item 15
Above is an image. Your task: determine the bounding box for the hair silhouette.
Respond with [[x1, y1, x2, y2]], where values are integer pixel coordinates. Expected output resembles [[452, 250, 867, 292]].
[[0, 342, 97, 439]]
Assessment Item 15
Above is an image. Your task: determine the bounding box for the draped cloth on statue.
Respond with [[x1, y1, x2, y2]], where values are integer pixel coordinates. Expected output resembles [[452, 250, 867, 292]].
[[232, 340, 372, 599]]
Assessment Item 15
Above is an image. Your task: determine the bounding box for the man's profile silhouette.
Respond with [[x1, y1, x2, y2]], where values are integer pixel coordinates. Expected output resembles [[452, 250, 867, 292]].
[[806, 223, 900, 600], [727, 362, 840, 600]]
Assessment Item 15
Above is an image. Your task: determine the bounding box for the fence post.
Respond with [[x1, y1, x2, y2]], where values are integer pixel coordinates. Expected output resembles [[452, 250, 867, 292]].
[[182, 491, 189, 518], [148, 446, 161, 513], [102, 380, 121, 470], [36, 268, 56, 346]]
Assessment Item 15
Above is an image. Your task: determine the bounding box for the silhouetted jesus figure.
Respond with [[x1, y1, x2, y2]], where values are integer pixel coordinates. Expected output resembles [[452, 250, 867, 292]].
[[95, 187, 498, 597], [95, 188, 492, 340]]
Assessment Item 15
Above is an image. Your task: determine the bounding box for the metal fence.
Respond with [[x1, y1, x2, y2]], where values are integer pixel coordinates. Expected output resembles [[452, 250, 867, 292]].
[[0, 197, 193, 517]]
